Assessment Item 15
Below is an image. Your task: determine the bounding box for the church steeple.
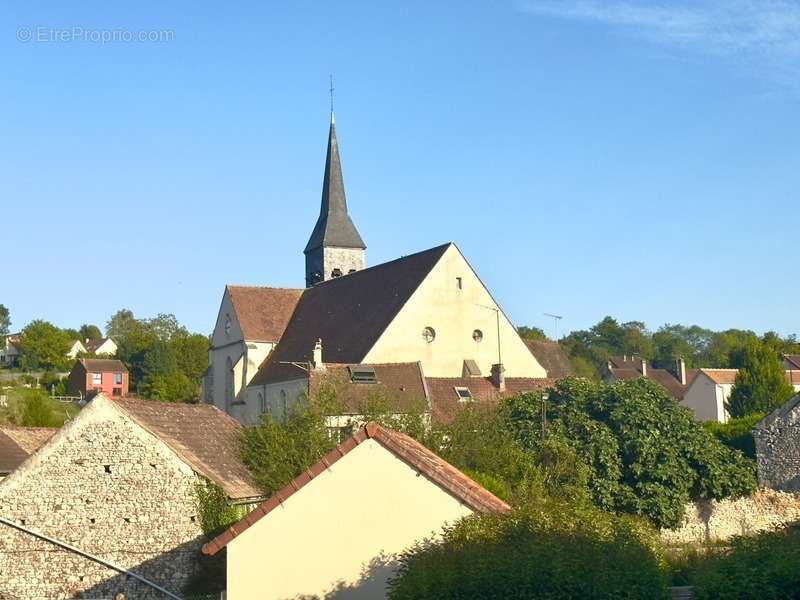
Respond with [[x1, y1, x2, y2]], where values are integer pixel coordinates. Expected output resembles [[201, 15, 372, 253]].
[[304, 113, 366, 287]]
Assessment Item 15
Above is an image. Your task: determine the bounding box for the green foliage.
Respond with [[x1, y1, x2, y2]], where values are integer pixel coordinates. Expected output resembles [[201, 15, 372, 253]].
[[107, 309, 207, 402], [2, 387, 76, 427], [79, 324, 102, 341], [195, 480, 245, 535], [0, 304, 10, 337], [560, 317, 654, 379], [728, 341, 795, 418], [506, 378, 757, 528], [17, 320, 71, 371], [704, 413, 765, 459], [388, 499, 668, 600], [689, 526, 800, 599], [516, 326, 548, 341]]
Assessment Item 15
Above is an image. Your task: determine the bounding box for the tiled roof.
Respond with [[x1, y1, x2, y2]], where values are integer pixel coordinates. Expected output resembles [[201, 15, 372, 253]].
[[784, 354, 800, 370], [608, 357, 697, 399], [111, 397, 261, 500], [250, 244, 450, 386], [699, 369, 739, 385], [0, 426, 56, 474], [426, 376, 555, 423], [227, 286, 304, 342], [523, 340, 572, 379], [308, 363, 429, 414], [201, 422, 510, 556], [79, 358, 128, 373]]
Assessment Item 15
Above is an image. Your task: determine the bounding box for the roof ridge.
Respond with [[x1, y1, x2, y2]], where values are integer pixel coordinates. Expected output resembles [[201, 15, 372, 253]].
[[227, 285, 305, 292]]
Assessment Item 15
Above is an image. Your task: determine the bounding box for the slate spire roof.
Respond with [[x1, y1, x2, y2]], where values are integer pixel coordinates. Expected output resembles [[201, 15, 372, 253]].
[[304, 114, 366, 253]]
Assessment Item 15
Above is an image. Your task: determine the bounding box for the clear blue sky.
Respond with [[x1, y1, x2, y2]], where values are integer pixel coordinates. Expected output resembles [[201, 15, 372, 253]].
[[2, 1, 798, 339]]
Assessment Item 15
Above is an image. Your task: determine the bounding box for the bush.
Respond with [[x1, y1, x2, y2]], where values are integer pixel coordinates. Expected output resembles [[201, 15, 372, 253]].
[[504, 378, 757, 528], [690, 526, 800, 599], [704, 413, 764, 459], [388, 499, 668, 599]]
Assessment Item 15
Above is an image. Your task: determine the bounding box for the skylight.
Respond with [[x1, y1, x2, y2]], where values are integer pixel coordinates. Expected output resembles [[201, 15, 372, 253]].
[[454, 386, 473, 402]]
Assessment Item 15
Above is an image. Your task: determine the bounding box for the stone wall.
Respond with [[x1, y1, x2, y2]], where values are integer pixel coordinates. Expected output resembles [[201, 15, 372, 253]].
[[661, 489, 800, 546], [753, 406, 800, 491], [0, 399, 206, 599]]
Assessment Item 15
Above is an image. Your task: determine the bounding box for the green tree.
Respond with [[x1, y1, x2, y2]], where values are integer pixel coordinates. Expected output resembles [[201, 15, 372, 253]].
[[727, 341, 795, 418], [506, 378, 757, 528], [517, 326, 548, 341], [173, 333, 210, 384], [0, 304, 10, 338], [18, 320, 71, 371], [79, 324, 103, 342]]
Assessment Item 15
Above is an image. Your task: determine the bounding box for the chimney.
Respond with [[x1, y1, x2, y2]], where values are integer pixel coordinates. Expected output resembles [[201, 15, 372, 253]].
[[640, 358, 647, 376], [491, 363, 506, 392], [677, 358, 686, 385], [312, 339, 325, 371]]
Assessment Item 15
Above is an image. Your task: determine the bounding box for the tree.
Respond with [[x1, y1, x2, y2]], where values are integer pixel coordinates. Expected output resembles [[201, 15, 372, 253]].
[[505, 378, 757, 528], [79, 324, 102, 341], [174, 333, 210, 384], [17, 320, 71, 371], [517, 326, 548, 341], [727, 341, 795, 418], [0, 304, 10, 337]]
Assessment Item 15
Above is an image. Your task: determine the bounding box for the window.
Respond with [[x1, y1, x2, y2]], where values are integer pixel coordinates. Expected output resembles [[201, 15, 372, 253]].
[[258, 392, 266, 414], [281, 390, 288, 420], [112, 388, 122, 397], [348, 365, 377, 384], [225, 357, 234, 409], [91, 372, 102, 385], [473, 329, 484, 343], [224, 315, 232, 338], [331, 268, 343, 278], [114, 372, 123, 385], [456, 277, 462, 290], [454, 387, 473, 402], [422, 327, 436, 343]]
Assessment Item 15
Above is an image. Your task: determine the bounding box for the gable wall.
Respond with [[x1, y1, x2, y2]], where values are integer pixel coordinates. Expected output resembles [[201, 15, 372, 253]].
[[226, 438, 473, 600], [364, 245, 546, 378], [681, 374, 728, 423], [754, 408, 800, 491], [0, 397, 206, 599]]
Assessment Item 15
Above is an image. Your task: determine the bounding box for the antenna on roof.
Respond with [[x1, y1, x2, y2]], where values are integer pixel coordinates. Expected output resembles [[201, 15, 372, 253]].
[[543, 313, 563, 341]]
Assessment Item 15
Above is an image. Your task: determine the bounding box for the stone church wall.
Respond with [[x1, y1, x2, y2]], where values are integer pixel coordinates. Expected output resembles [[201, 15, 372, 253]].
[[0, 400, 205, 599], [660, 489, 800, 546]]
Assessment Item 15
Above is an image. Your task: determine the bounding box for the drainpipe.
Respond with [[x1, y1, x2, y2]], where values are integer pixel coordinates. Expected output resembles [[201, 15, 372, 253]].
[[0, 516, 184, 600]]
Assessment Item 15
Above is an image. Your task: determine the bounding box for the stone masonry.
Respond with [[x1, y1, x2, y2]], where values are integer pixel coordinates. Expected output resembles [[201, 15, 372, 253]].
[[0, 398, 206, 599], [753, 395, 800, 491]]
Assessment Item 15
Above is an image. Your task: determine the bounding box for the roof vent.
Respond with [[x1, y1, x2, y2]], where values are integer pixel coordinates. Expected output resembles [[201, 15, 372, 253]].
[[348, 365, 377, 384]]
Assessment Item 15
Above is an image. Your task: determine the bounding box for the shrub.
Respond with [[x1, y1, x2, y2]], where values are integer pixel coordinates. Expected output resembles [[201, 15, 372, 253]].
[[388, 499, 668, 599], [504, 378, 757, 528], [704, 413, 764, 459], [690, 526, 800, 599]]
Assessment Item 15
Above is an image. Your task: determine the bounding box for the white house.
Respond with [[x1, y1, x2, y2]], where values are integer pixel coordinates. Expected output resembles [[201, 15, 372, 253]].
[[84, 338, 118, 356], [66, 339, 87, 360], [0, 334, 21, 367], [202, 422, 509, 600]]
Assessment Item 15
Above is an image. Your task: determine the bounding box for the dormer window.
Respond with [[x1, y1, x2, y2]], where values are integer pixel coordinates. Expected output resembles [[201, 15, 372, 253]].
[[454, 387, 473, 402], [348, 365, 377, 384]]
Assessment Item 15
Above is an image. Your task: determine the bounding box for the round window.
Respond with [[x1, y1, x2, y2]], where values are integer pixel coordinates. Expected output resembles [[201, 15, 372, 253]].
[[422, 327, 436, 343], [473, 329, 483, 342]]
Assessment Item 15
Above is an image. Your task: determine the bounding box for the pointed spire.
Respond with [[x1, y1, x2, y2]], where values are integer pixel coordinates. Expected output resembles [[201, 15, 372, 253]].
[[304, 115, 366, 253]]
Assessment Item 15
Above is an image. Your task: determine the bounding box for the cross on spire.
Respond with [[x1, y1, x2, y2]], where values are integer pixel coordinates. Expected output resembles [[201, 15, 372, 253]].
[[329, 74, 335, 119]]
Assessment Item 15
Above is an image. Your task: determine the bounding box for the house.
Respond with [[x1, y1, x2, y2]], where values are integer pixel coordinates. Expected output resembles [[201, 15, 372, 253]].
[[0, 393, 262, 600], [681, 369, 800, 423], [0, 334, 21, 367], [66, 358, 129, 398], [605, 356, 697, 400], [84, 338, 118, 357], [201, 422, 509, 600], [753, 394, 800, 491], [207, 113, 549, 424], [0, 426, 55, 479], [67, 339, 87, 359]]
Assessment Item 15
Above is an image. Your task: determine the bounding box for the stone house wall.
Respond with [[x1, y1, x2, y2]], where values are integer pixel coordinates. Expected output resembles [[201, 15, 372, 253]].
[[661, 489, 800, 546], [753, 406, 800, 491], [0, 399, 206, 599]]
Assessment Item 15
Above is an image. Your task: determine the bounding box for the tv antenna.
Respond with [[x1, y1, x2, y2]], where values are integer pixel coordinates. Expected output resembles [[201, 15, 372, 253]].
[[544, 313, 563, 341]]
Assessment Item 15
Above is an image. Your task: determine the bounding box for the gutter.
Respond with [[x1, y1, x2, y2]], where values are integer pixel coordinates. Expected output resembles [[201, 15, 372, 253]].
[[0, 516, 184, 600]]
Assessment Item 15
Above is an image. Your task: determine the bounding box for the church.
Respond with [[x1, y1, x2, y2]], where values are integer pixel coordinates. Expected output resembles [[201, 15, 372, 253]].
[[205, 112, 557, 425]]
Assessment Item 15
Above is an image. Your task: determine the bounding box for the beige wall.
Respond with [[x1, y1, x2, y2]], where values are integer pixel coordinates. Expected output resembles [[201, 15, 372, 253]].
[[93, 339, 118, 356], [364, 245, 546, 378], [681, 374, 730, 423], [243, 378, 308, 425], [225, 438, 474, 600]]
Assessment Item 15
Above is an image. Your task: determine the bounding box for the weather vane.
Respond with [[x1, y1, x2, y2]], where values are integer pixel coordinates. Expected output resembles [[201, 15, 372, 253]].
[[329, 74, 335, 114]]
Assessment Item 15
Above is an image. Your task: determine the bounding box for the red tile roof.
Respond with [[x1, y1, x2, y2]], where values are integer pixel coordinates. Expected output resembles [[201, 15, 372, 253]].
[[78, 358, 128, 373], [426, 376, 555, 423], [201, 422, 510, 556], [0, 426, 56, 475], [607, 357, 698, 399], [227, 286, 304, 342], [111, 397, 262, 500], [698, 369, 739, 385]]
